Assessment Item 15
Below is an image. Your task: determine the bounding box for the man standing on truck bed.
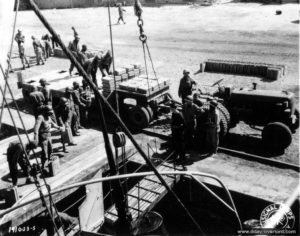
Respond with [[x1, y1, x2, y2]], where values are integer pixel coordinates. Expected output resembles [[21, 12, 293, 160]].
[[178, 70, 197, 104], [14, 30, 30, 70], [68, 27, 80, 76]]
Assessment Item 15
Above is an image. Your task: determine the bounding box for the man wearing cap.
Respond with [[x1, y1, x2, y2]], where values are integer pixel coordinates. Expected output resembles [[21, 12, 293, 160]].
[[68, 28, 80, 76], [170, 102, 186, 163], [32, 36, 45, 65], [7, 141, 36, 186], [34, 106, 63, 170], [73, 82, 86, 128], [29, 86, 46, 119], [15, 30, 30, 70], [178, 70, 197, 104], [204, 100, 220, 155]]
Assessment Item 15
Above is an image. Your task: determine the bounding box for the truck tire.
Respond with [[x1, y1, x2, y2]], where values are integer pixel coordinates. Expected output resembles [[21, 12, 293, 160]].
[[22, 89, 30, 103], [219, 111, 229, 140], [130, 106, 150, 129], [290, 108, 299, 132], [262, 122, 292, 151], [217, 103, 230, 127], [145, 105, 154, 121]]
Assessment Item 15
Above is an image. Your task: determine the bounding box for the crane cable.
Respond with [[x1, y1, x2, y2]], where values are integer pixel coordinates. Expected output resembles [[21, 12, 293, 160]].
[[0, 1, 65, 233], [0, 67, 61, 236]]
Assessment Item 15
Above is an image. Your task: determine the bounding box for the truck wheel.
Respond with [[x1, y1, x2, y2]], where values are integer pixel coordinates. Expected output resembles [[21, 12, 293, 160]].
[[130, 106, 150, 129], [262, 122, 292, 151], [290, 108, 299, 132], [217, 103, 230, 129], [145, 105, 154, 121], [219, 112, 229, 140], [22, 89, 30, 103]]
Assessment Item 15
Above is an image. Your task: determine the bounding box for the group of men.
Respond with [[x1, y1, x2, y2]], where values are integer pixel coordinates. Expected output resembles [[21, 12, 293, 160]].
[[171, 70, 220, 163], [14, 29, 54, 70], [7, 77, 92, 186], [67, 27, 113, 87]]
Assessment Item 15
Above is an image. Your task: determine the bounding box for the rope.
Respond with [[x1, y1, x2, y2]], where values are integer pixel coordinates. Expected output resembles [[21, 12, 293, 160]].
[[0, 80, 60, 235], [107, 1, 119, 115], [0, 0, 20, 129], [0, 64, 66, 236]]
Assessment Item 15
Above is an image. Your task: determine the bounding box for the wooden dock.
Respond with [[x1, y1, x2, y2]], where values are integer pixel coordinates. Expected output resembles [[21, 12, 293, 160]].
[[105, 161, 184, 226], [0, 128, 136, 230]]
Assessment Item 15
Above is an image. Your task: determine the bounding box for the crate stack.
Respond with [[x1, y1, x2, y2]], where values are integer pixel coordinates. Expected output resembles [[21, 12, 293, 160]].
[[102, 63, 145, 97], [119, 76, 170, 95], [204, 59, 285, 81]]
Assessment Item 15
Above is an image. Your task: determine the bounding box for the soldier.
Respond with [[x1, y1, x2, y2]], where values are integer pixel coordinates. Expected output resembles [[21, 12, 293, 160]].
[[182, 100, 198, 148], [98, 50, 113, 78], [178, 70, 196, 104], [33, 106, 63, 170], [65, 87, 80, 136], [55, 97, 76, 147], [204, 100, 220, 155], [170, 102, 186, 163], [29, 86, 46, 119], [68, 27, 80, 76], [73, 82, 86, 128], [32, 36, 45, 65], [39, 78, 52, 105], [14, 30, 30, 69], [80, 79, 92, 126], [85, 55, 100, 87], [117, 4, 126, 24], [7, 141, 36, 186], [42, 34, 53, 58]]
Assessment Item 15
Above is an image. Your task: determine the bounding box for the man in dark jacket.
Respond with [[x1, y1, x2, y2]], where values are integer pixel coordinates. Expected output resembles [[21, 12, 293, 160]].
[[178, 70, 196, 104], [73, 82, 86, 129], [29, 86, 46, 119], [39, 78, 52, 105], [170, 103, 186, 163], [7, 141, 36, 186]]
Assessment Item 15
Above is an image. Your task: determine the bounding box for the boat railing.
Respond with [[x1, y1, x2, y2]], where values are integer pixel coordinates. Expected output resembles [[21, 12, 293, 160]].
[[0, 170, 243, 230]]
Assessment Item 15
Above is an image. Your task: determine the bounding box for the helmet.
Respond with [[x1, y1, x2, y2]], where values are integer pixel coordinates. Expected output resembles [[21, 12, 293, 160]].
[[39, 78, 47, 84], [43, 105, 54, 114], [183, 69, 190, 75], [210, 100, 218, 108]]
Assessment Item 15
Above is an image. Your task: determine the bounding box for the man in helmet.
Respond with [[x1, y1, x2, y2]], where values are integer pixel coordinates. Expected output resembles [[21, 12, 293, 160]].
[[32, 36, 45, 65], [39, 78, 52, 105], [178, 70, 197, 104], [29, 86, 46, 119], [170, 102, 186, 163], [55, 97, 76, 148], [33, 105, 63, 170], [204, 100, 220, 155], [15, 30, 30, 70], [73, 82, 86, 128], [65, 87, 80, 136], [182, 99, 198, 148], [7, 141, 36, 186]]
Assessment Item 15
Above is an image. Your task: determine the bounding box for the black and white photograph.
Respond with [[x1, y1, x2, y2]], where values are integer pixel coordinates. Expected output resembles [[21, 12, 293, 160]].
[[0, 0, 299, 235]]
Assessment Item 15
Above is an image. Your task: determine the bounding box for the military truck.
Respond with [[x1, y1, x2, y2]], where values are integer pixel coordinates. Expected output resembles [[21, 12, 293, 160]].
[[212, 82, 299, 151]]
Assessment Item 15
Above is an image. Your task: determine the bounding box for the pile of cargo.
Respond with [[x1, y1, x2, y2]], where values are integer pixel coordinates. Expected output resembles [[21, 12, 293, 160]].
[[101, 63, 144, 97], [119, 76, 170, 95], [204, 59, 285, 81]]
